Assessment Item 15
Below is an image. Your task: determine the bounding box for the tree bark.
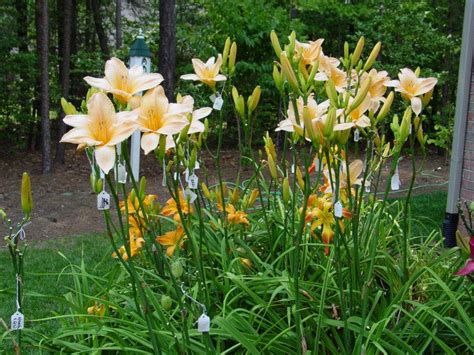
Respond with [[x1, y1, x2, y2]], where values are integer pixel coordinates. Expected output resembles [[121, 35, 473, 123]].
[[115, 0, 122, 49], [158, 0, 177, 101], [91, 0, 110, 58], [36, 0, 52, 174], [55, 0, 73, 164]]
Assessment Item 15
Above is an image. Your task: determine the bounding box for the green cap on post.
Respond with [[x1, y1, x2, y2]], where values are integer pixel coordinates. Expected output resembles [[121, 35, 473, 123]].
[[129, 30, 152, 58]]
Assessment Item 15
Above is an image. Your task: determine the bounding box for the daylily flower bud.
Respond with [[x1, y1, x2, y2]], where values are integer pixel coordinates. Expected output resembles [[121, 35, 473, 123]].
[[307, 61, 319, 86], [280, 52, 300, 94], [270, 30, 283, 58], [21, 172, 33, 216], [376, 91, 394, 122], [296, 166, 305, 190], [363, 42, 381, 71], [189, 148, 197, 170], [248, 86, 261, 113], [203, 118, 209, 139], [95, 177, 103, 194], [161, 295, 173, 310], [414, 116, 425, 147], [268, 154, 278, 180], [230, 187, 240, 204], [232, 86, 239, 103], [0, 208, 6, 220], [264, 132, 277, 161], [382, 143, 391, 158], [288, 31, 296, 58], [273, 65, 284, 92], [303, 107, 316, 142], [282, 177, 290, 204], [415, 67, 421, 77], [201, 182, 211, 199], [222, 37, 231, 69], [61, 97, 77, 115], [240, 258, 252, 268], [351, 36, 365, 67], [228, 42, 237, 75], [177, 145, 185, 161], [325, 79, 338, 107], [237, 96, 245, 119], [335, 129, 350, 145], [171, 260, 184, 278], [399, 108, 412, 145], [247, 189, 259, 207], [469, 201, 474, 212], [157, 134, 167, 161], [344, 41, 349, 61], [347, 78, 371, 114], [324, 108, 336, 138], [139, 176, 147, 199], [178, 124, 190, 144]]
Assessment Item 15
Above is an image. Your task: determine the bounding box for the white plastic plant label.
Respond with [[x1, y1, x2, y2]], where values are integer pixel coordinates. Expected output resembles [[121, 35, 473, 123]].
[[365, 179, 371, 193], [97, 191, 111, 210], [334, 201, 343, 218], [197, 313, 210, 333], [184, 168, 190, 182], [213, 95, 224, 111], [11, 311, 24, 330], [313, 158, 320, 172], [173, 172, 179, 181], [194, 161, 200, 170], [291, 164, 295, 174], [184, 188, 197, 204], [100, 169, 105, 179], [188, 174, 199, 189], [209, 94, 216, 103], [354, 129, 360, 142], [116, 163, 127, 184], [391, 175, 400, 191]]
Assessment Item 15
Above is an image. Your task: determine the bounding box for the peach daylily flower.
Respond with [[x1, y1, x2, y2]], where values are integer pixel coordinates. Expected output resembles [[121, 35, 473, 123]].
[[176, 95, 212, 135], [60, 92, 137, 173], [180, 55, 227, 89], [333, 95, 372, 132], [276, 95, 330, 133], [385, 68, 437, 116], [360, 69, 390, 112], [295, 38, 324, 66], [136, 86, 190, 154], [84, 57, 163, 105]]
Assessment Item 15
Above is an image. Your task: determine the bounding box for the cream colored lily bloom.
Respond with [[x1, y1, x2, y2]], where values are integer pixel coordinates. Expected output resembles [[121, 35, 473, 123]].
[[360, 69, 390, 112], [180, 55, 227, 88], [177, 95, 212, 134], [60, 92, 138, 173], [334, 96, 372, 131], [385, 68, 437, 116], [295, 39, 324, 66], [84, 57, 164, 105], [276, 95, 329, 133], [322, 159, 363, 194], [136, 86, 191, 154]]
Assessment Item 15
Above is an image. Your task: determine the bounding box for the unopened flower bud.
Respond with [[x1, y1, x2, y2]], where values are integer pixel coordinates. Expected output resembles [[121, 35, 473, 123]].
[[228, 42, 237, 75], [325, 79, 338, 107], [324, 108, 336, 138], [363, 42, 381, 71], [280, 52, 300, 94], [376, 91, 394, 122], [161, 295, 173, 310], [201, 182, 211, 199], [21, 172, 33, 216], [247, 189, 259, 207], [171, 260, 184, 278], [268, 154, 278, 180], [61, 97, 78, 115], [351, 36, 365, 67], [222, 37, 231, 69], [347, 78, 371, 114], [248, 86, 261, 113], [273, 65, 284, 92], [270, 30, 282, 58], [296, 166, 305, 190], [139, 176, 147, 198]]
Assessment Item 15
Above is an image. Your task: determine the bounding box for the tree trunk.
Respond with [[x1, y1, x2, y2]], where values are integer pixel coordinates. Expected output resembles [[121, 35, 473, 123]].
[[158, 0, 177, 101], [55, 0, 73, 164], [115, 0, 122, 49], [91, 0, 110, 58], [36, 0, 52, 174]]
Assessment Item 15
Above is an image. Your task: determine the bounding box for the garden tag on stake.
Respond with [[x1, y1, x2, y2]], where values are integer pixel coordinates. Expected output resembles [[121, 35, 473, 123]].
[[116, 162, 127, 184], [180, 284, 210, 333], [354, 129, 360, 142], [11, 274, 24, 330], [334, 201, 343, 218], [188, 173, 198, 189], [97, 170, 110, 210], [213, 95, 224, 110]]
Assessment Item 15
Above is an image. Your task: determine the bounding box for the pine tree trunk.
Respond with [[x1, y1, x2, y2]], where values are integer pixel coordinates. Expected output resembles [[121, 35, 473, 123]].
[[16, 0, 28, 52], [158, 0, 177, 101], [91, 0, 110, 58], [55, 0, 73, 164], [116, 0, 122, 49], [36, 0, 52, 174]]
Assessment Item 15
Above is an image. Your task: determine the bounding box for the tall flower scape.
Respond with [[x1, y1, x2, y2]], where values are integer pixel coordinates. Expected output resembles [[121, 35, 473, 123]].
[[44, 32, 473, 353]]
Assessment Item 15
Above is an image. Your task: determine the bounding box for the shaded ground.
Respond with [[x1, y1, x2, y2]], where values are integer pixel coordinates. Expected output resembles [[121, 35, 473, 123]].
[[0, 148, 449, 242]]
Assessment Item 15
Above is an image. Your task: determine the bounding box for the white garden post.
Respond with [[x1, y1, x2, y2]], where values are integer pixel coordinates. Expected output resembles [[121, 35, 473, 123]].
[[129, 30, 152, 181]]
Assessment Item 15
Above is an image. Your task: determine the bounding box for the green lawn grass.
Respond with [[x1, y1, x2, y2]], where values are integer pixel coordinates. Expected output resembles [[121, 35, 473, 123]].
[[0, 190, 448, 349]]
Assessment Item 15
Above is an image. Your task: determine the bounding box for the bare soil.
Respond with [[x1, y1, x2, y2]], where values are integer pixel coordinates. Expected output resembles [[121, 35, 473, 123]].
[[0, 148, 449, 243]]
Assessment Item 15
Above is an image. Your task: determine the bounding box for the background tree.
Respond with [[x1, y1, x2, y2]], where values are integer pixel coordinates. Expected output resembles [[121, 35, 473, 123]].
[[116, 0, 122, 49], [35, 0, 51, 174], [91, 0, 110, 58], [158, 0, 177, 100], [55, 0, 73, 164]]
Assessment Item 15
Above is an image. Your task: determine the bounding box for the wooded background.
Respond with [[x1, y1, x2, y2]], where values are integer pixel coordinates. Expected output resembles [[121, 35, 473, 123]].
[[0, 0, 464, 173]]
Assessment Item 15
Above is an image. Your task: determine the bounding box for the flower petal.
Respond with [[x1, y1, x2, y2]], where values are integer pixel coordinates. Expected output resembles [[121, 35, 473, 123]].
[[180, 73, 201, 81], [83, 77, 111, 91], [141, 132, 160, 154], [411, 96, 422, 116], [63, 114, 90, 128], [193, 107, 212, 120], [455, 259, 474, 276], [130, 73, 164, 95], [95, 145, 116, 173]]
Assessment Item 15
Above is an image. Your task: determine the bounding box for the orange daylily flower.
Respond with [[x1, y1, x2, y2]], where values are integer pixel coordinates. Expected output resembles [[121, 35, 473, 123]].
[[162, 191, 194, 222], [218, 203, 250, 226], [156, 226, 186, 256]]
